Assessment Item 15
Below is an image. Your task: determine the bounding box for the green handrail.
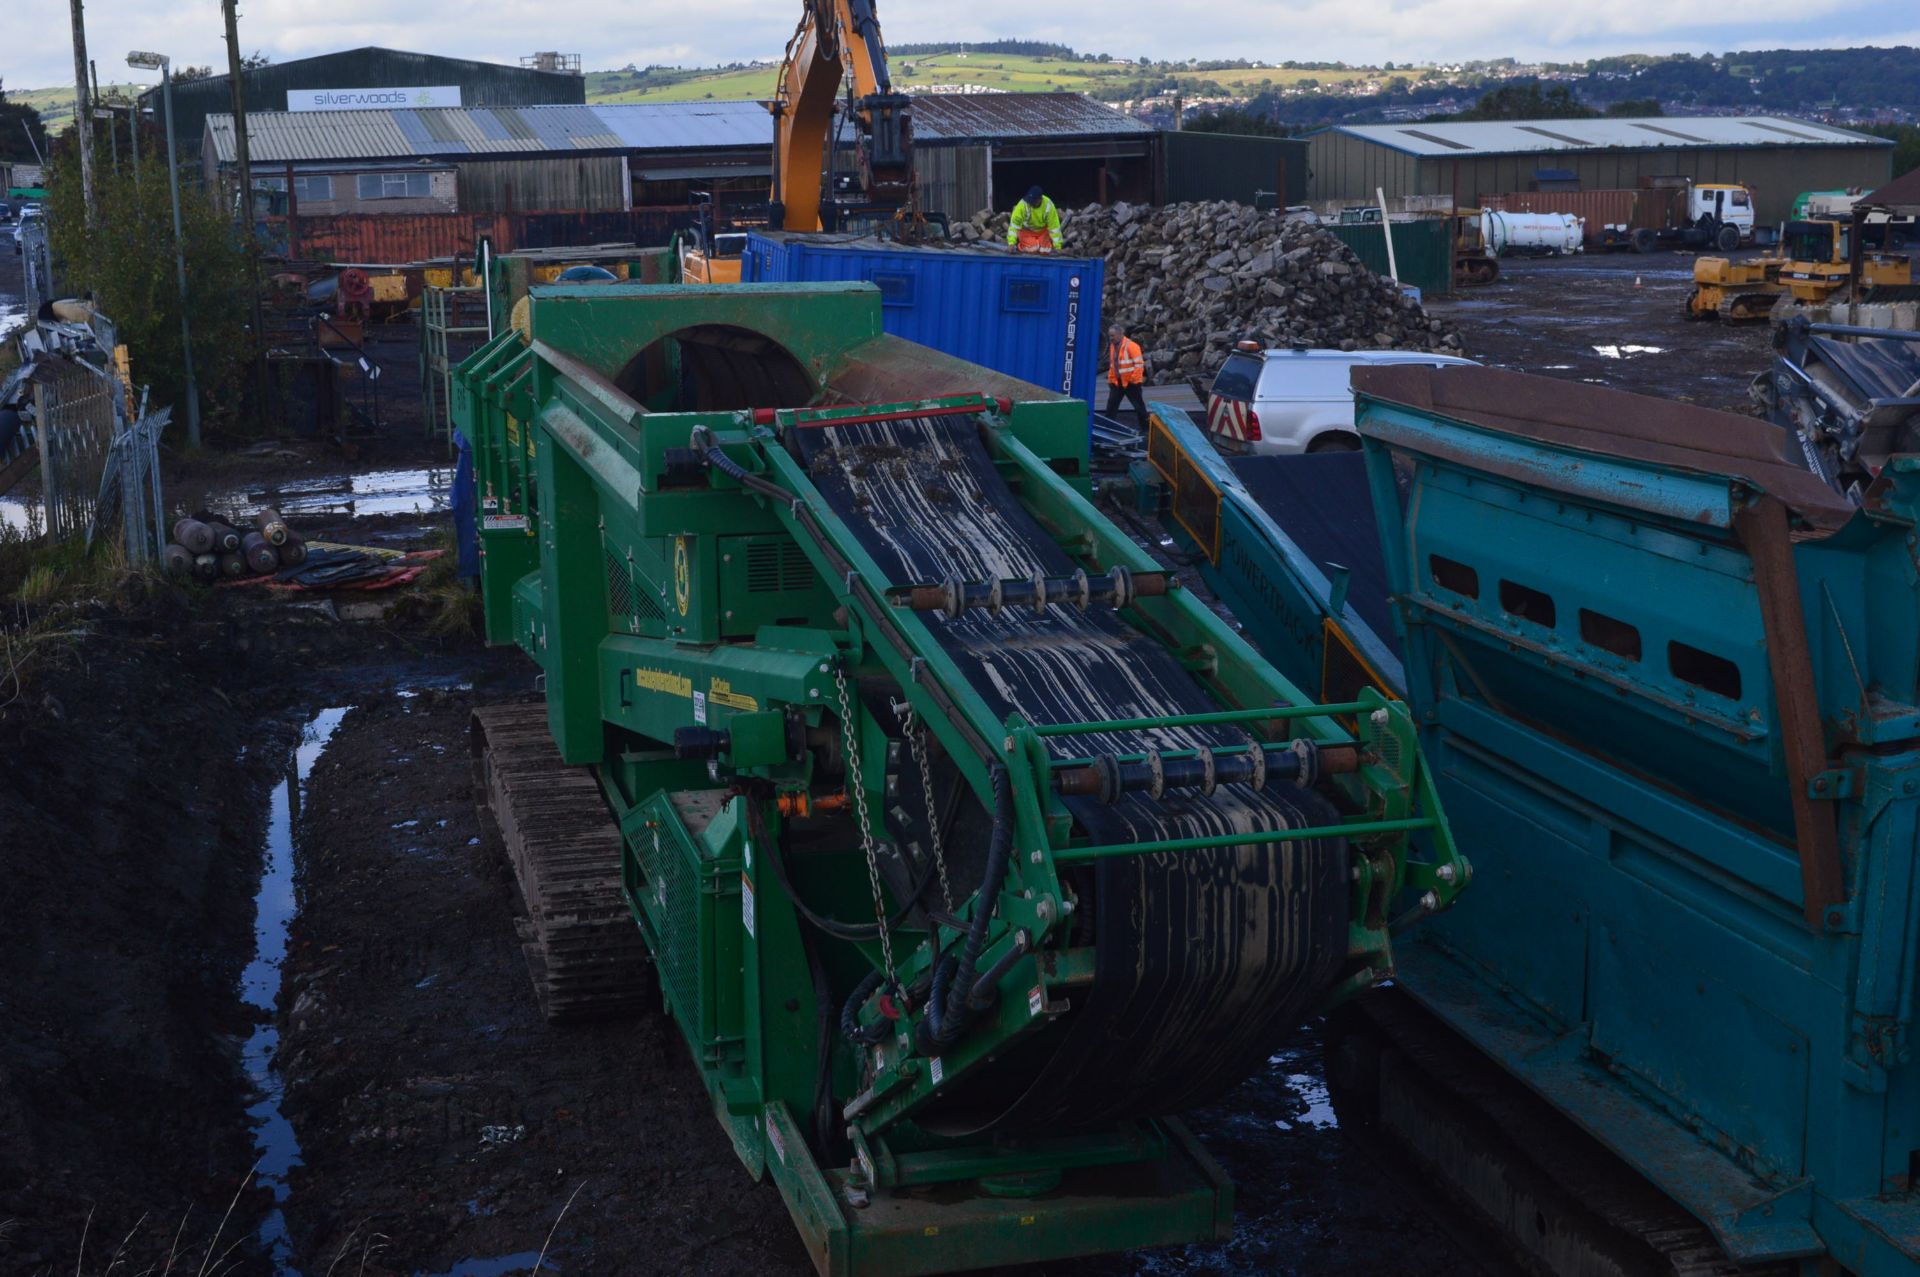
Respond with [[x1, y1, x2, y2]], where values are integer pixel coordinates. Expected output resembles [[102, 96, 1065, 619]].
[[1031, 702, 1376, 738], [1051, 815, 1438, 863]]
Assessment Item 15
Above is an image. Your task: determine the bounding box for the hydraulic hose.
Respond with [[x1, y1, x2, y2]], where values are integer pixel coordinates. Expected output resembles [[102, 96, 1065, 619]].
[[841, 970, 889, 1044], [918, 764, 1014, 1051], [702, 441, 793, 506]]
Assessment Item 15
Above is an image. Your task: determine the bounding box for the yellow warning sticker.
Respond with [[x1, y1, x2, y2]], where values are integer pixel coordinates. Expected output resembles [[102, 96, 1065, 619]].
[[708, 679, 759, 712], [634, 667, 693, 698]]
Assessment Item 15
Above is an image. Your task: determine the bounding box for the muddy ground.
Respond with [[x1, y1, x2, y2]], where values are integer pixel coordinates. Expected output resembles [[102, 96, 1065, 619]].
[[1428, 248, 1778, 414]]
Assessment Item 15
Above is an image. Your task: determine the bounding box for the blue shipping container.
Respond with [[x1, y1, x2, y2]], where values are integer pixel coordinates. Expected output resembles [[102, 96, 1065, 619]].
[[742, 232, 1105, 419]]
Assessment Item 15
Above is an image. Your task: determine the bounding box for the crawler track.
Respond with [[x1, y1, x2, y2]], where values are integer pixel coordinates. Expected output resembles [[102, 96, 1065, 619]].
[[1328, 991, 1794, 1277], [471, 703, 651, 1022]]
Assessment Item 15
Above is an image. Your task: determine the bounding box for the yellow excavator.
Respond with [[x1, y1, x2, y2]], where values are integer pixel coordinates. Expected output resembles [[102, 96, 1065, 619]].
[[1773, 217, 1911, 309], [770, 0, 915, 231], [1687, 218, 1915, 322], [683, 0, 918, 281]]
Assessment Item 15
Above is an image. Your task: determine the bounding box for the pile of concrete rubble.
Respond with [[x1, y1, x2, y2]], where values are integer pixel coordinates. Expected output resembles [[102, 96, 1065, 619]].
[[963, 201, 1463, 381]]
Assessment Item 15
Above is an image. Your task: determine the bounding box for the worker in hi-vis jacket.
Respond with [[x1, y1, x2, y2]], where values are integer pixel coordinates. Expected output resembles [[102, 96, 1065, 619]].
[[1008, 185, 1064, 253]]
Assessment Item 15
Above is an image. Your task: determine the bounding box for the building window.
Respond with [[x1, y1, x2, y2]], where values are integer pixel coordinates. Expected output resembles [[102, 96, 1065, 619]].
[[356, 172, 431, 201], [294, 175, 334, 203]]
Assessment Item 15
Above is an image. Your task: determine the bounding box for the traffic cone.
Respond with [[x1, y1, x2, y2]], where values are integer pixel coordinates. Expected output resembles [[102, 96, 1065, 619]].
[[1635, 275, 1643, 288]]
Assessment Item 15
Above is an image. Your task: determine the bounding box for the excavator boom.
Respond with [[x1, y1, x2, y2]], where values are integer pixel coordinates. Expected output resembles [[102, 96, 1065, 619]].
[[770, 0, 914, 231]]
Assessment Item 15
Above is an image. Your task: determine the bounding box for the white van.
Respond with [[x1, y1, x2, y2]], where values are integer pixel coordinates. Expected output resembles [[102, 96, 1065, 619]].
[[1204, 344, 1479, 455]]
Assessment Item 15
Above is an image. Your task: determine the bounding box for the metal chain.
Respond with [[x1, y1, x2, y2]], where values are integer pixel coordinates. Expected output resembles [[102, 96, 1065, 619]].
[[836, 664, 898, 989], [900, 705, 956, 912]]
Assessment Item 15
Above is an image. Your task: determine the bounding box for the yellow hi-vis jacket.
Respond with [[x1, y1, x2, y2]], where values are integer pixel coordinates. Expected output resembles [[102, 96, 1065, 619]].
[[1007, 196, 1064, 249]]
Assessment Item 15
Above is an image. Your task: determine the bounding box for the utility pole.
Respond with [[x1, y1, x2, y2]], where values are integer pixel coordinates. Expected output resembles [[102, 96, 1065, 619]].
[[221, 0, 255, 205], [131, 51, 201, 446], [69, 0, 96, 222], [221, 0, 271, 427]]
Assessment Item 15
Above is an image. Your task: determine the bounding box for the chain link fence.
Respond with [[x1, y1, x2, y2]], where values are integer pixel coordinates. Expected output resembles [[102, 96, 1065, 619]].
[[4, 220, 171, 561]]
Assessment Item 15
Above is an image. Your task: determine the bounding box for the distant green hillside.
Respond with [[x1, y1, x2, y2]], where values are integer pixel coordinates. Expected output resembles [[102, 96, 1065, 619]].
[[10, 83, 146, 133], [582, 52, 1373, 104]]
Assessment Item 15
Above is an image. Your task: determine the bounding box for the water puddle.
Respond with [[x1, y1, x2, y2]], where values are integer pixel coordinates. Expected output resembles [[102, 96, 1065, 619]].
[[1264, 1045, 1340, 1132], [245, 705, 349, 1275], [220, 467, 454, 519], [0, 299, 24, 341], [0, 494, 41, 536], [419, 1253, 556, 1277], [1591, 344, 1667, 359]]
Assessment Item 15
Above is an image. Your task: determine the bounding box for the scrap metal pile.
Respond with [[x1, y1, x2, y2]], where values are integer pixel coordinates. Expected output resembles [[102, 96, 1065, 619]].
[[970, 201, 1463, 381]]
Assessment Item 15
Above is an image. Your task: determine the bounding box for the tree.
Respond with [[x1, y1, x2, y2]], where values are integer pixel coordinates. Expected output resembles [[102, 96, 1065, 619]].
[[0, 79, 51, 165], [1446, 82, 1595, 121], [1184, 106, 1292, 138], [241, 50, 273, 70], [43, 131, 253, 436], [1859, 124, 1920, 180], [1603, 98, 1663, 117], [1384, 76, 1412, 96], [172, 65, 216, 83]]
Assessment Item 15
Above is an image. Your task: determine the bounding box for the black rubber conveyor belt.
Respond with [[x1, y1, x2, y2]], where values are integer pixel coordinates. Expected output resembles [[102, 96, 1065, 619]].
[[796, 415, 1346, 1133], [1229, 451, 1400, 660]]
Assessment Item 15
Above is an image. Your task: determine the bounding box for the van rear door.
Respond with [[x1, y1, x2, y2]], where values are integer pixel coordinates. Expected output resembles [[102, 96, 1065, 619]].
[[1206, 352, 1264, 451]]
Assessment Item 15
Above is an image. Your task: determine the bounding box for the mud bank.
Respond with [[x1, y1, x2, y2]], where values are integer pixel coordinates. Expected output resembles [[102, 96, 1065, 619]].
[[0, 583, 496, 1277]]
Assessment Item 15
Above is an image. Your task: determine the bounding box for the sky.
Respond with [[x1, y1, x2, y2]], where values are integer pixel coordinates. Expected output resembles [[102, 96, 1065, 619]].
[[4, 0, 1918, 92]]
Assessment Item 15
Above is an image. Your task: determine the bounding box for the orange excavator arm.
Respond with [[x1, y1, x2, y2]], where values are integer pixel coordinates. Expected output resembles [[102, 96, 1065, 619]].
[[769, 0, 914, 232]]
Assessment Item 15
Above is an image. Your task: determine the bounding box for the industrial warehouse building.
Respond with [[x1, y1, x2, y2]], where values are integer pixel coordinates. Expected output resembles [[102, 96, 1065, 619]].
[[205, 92, 1304, 222], [1305, 115, 1893, 225], [147, 46, 587, 159]]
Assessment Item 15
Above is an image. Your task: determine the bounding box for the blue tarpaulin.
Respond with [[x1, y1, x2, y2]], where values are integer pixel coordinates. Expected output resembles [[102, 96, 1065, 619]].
[[452, 430, 479, 584]]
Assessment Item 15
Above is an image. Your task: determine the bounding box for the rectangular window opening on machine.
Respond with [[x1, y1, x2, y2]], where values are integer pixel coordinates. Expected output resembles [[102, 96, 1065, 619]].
[[1499, 579, 1555, 629], [1668, 640, 1742, 700], [1579, 608, 1642, 662], [1429, 555, 1479, 599]]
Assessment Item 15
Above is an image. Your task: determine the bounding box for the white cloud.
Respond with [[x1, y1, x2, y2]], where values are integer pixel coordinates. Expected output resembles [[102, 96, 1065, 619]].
[[0, 0, 1907, 90]]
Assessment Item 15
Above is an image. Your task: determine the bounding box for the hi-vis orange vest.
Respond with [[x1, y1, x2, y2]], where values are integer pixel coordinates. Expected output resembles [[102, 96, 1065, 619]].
[[1108, 337, 1145, 387]]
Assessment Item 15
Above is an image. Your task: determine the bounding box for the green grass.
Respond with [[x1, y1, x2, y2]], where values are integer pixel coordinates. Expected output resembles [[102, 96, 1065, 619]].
[[8, 82, 143, 133]]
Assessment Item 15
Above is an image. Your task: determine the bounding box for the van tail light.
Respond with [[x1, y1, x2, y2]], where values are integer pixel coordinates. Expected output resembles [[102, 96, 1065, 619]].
[[1244, 408, 1262, 442]]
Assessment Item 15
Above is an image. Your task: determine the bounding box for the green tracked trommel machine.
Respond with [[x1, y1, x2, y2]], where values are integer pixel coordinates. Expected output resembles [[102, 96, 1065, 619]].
[[454, 279, 1467, 1274]]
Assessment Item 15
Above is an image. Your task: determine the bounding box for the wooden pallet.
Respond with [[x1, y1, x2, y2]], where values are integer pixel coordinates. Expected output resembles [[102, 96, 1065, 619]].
[[471, 702, 652, 1022]]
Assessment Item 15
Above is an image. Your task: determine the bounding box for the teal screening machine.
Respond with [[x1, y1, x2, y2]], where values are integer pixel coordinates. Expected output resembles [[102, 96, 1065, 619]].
[[1135, 364, 1920, 1275]]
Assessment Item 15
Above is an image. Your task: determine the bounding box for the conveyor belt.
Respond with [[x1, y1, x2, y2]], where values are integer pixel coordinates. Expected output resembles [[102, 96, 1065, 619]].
[[1229, 451, 1400, 662], [796, 415, 1347, 1132]]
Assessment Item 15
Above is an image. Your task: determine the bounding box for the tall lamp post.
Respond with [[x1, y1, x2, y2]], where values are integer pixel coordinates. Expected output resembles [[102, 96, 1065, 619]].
[[127, 49, 200, 446]]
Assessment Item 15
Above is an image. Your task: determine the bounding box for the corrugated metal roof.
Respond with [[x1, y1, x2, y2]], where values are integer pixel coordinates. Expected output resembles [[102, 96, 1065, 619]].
[[209, 104, 627, 162], [911, 93, 1149, 141], [1326, 115, 1890, 157], [208, 92, 1145, 163], [593, 101, 773, 149]]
